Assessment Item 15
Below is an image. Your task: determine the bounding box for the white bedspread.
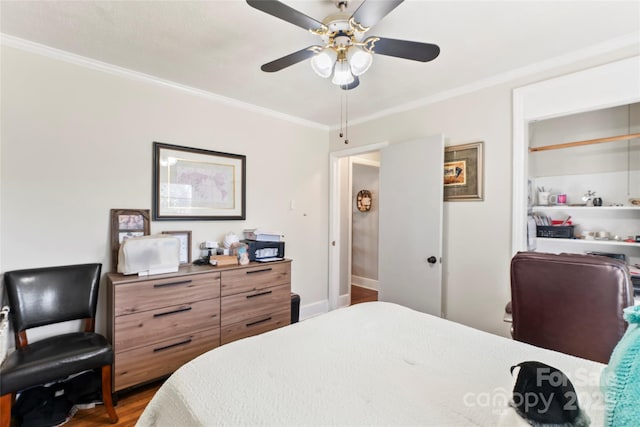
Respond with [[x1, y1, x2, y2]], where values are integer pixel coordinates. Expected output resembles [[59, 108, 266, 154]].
[[137, 302, 606, 426]]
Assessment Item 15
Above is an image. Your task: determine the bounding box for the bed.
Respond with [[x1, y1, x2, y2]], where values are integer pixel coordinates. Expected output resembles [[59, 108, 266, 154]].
[[136, 302, 606, 426]]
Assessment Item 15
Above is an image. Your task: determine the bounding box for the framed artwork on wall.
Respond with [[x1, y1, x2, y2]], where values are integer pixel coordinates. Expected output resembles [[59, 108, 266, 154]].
[[153, 142, 246, 221], [110, 208, 150, 272], [161, 230, 192, 264], [443, 141, 484, 201]]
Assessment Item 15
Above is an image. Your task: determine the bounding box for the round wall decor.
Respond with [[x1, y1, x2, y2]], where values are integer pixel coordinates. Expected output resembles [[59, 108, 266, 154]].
[[356, 190, 372, 212]]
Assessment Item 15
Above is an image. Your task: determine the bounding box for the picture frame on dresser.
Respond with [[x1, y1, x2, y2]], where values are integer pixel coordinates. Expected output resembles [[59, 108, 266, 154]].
[[152, 142, 246, 221], [110, 208, 150, 272], [443, 141, 484, 201], [161, 230, 192, 264]]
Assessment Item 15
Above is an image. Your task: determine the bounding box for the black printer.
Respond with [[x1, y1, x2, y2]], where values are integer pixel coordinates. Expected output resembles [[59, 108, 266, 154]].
[[241, 239, 285, 262]]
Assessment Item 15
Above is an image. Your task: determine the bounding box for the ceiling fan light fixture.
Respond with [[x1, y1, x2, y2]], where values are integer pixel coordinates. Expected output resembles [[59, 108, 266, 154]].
[[332, 60, 355, 86], [248, 0, 441, 91], [347, 47, 373, 76], [311, 49, 337, 78]]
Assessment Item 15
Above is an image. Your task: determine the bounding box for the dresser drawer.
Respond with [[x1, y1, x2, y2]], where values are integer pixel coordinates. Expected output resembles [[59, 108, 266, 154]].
[[114, 272, 220, 316], [114, 298, 220, 352], [221, 284, 290, 327], [221, 308, 290, 345], [221, 262, 290, 296], [114, 327, 219, 391]]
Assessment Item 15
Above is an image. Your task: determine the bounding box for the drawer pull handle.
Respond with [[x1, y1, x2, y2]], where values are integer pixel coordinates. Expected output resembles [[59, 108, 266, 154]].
[[246, 268, 272, 275], [246, 290, 272, 299], [153, 338, 192, 353], [246, 317, 272, 328], [153, 307, 192, 317], [154, 279, 192, 288]]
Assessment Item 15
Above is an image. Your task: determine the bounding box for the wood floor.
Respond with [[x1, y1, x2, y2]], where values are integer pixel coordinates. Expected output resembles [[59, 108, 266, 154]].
[[59, 285, 377, 426], [351, 284, 378, 305], [64, 381, 162, 427]]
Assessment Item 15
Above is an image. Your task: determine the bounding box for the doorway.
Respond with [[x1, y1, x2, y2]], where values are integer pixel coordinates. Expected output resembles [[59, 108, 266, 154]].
[[350, 155, 380, 305], [329, 142, 388, 309], [329, 136, 445, 315]]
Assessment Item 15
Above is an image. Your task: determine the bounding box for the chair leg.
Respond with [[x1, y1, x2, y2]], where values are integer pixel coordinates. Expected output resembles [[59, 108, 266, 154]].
[[101, 365, 119, 423], [1, 393, 13, 427]]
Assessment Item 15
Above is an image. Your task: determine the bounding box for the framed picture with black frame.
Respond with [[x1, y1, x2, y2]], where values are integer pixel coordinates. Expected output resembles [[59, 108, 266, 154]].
[[153, 142, 246, 220]]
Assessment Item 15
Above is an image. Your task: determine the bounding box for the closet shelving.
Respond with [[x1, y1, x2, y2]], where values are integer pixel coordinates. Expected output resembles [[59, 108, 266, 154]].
[[528, 108, 639, 259]]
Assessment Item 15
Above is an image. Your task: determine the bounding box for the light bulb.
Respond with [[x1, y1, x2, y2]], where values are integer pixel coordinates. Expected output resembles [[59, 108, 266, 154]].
[[332, 60, 354, 86], [347, 47, 373, 76], [311, 49, 337, 78]]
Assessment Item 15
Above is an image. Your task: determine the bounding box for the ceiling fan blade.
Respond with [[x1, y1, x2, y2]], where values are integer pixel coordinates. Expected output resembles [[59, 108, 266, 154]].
[[260, 46, 321, 72], [351, 0, 404, 29], [368, 37, 440, 62], [246, 0, 326, 32], [341, 76, 360, 91]]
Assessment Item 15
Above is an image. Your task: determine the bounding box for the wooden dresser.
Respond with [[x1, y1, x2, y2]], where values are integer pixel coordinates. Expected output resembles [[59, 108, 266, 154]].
[[107, 259, 291, 392], [220, 261, 291, 344]]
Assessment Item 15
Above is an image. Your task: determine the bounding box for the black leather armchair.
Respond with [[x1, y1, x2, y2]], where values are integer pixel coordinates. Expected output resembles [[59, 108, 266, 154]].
[[0, 263, 118, 426], [510, 251, 634, 363]]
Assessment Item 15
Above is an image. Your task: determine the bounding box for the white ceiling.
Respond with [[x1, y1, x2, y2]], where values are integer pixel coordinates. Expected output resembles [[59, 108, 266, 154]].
[[2, 0, 639, 128]]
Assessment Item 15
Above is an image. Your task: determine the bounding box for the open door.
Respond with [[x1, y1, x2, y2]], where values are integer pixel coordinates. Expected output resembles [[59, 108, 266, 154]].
[[378, 135, 444, 316]]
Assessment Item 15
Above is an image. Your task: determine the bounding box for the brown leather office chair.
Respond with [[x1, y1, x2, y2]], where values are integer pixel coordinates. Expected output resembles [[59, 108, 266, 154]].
[[510, 251, 634, 364], [0, 264, 118, 427]]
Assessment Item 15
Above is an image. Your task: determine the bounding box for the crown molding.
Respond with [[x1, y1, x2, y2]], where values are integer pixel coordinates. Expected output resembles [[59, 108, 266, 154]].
[[3, 31, 638, 133], [339, 32, 640, 129], [0, 33, 329, 131]]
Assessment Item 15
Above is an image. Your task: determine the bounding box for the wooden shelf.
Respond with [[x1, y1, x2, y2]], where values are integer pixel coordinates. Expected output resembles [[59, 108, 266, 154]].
[[529, 132, 640, 152]]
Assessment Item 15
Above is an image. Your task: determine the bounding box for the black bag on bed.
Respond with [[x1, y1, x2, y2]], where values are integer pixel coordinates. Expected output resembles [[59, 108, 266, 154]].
[[509, 361, 590, 426]]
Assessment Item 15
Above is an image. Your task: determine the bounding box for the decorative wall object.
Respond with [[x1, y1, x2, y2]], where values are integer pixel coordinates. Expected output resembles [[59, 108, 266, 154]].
[[443, 141, 484, 201], [110, 208, 150, 271], [161, 230, 192, 264], [153, 142, 246, 220], [356, 189, 372, 212]]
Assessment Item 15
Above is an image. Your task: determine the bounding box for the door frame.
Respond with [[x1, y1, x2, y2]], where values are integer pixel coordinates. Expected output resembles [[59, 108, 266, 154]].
[[329, 142, 389, 310]]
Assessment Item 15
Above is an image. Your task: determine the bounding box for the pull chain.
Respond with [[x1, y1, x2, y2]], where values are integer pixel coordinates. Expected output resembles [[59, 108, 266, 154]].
[[344, 88, 349, 144], [339, 89, 344, 139], [338, 88, 349, 144]]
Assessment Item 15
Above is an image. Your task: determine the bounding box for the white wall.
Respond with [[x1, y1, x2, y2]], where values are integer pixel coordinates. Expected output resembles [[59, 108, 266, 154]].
[[0, 46, 329, 337], [329, 50, 640, 337]]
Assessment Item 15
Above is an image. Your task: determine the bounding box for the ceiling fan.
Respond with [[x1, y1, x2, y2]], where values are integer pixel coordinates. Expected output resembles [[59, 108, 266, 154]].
[[246, 0, 440, 90]]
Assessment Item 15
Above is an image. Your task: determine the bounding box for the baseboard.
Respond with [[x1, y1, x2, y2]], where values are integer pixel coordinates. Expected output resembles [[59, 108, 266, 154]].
[[299, 299, 329, 321], [351, 275, 379, 291], [337, 294, 350, 308]]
